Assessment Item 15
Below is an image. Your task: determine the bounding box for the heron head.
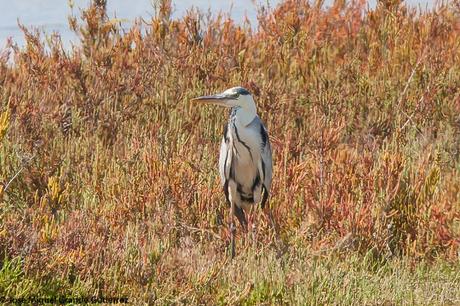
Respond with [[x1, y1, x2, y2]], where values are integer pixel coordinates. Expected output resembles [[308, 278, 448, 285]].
[[191, 87, 257, 125]]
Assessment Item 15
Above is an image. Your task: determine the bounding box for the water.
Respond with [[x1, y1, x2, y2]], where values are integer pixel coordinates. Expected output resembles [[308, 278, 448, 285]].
[[0, 0, 436, 49]]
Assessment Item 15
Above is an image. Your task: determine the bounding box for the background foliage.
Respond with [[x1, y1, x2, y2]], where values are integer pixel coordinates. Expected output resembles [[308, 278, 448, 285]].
[[1, 0, 460, 303]]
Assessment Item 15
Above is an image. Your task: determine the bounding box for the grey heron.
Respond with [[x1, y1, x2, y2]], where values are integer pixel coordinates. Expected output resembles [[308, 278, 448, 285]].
[[192, 86, 273, 258]]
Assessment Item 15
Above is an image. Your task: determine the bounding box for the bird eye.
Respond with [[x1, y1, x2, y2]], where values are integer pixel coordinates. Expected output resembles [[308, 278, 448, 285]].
[[228, 93, 239, 100]]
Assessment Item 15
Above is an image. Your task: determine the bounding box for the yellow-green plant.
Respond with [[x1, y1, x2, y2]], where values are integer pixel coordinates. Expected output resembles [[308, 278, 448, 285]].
[[0, 108, 9, 142]]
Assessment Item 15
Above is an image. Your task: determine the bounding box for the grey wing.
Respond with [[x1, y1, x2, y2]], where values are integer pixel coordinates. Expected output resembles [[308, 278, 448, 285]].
[[261, 127, 272, 190], [219, 124, 231, 186], [219, 124, 233, 206], [261, 133, 273, 191], [258, 120, 273, 208], [218, 138, 228, 186]]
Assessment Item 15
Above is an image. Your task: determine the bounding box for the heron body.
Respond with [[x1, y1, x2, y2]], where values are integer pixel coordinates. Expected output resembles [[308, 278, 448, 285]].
[[219, 108, 272, 224], [192, 86, 273, 257]]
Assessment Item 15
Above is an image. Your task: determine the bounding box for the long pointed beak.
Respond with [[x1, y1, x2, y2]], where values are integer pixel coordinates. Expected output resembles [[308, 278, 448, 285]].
[[191, 94, 228, 106], [191, 92, 238, 107]]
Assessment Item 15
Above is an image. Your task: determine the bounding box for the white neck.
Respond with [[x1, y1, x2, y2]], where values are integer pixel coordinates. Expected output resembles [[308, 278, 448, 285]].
[[235, 104, 257, 126]]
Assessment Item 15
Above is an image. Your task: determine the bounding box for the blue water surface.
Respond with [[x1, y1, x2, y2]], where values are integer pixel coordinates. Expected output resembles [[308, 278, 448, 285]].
[[0, 0, 436, 49]]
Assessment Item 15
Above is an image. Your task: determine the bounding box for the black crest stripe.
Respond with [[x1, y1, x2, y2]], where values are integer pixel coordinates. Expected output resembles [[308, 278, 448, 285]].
[[234, 87, 251, 95]]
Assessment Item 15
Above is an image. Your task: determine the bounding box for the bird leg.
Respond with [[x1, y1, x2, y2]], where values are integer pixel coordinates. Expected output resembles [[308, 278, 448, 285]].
[[230, 204, 248, 258], [249, 206, 258, 249], [234, 206, 248, 232], [246, 206, 254, 231], [230, 202, 236, 259], [230, 219, 236, 259]]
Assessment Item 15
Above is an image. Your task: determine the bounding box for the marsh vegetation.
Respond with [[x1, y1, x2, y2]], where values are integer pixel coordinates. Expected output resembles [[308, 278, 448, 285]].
[[1, 0, 460, 304]]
